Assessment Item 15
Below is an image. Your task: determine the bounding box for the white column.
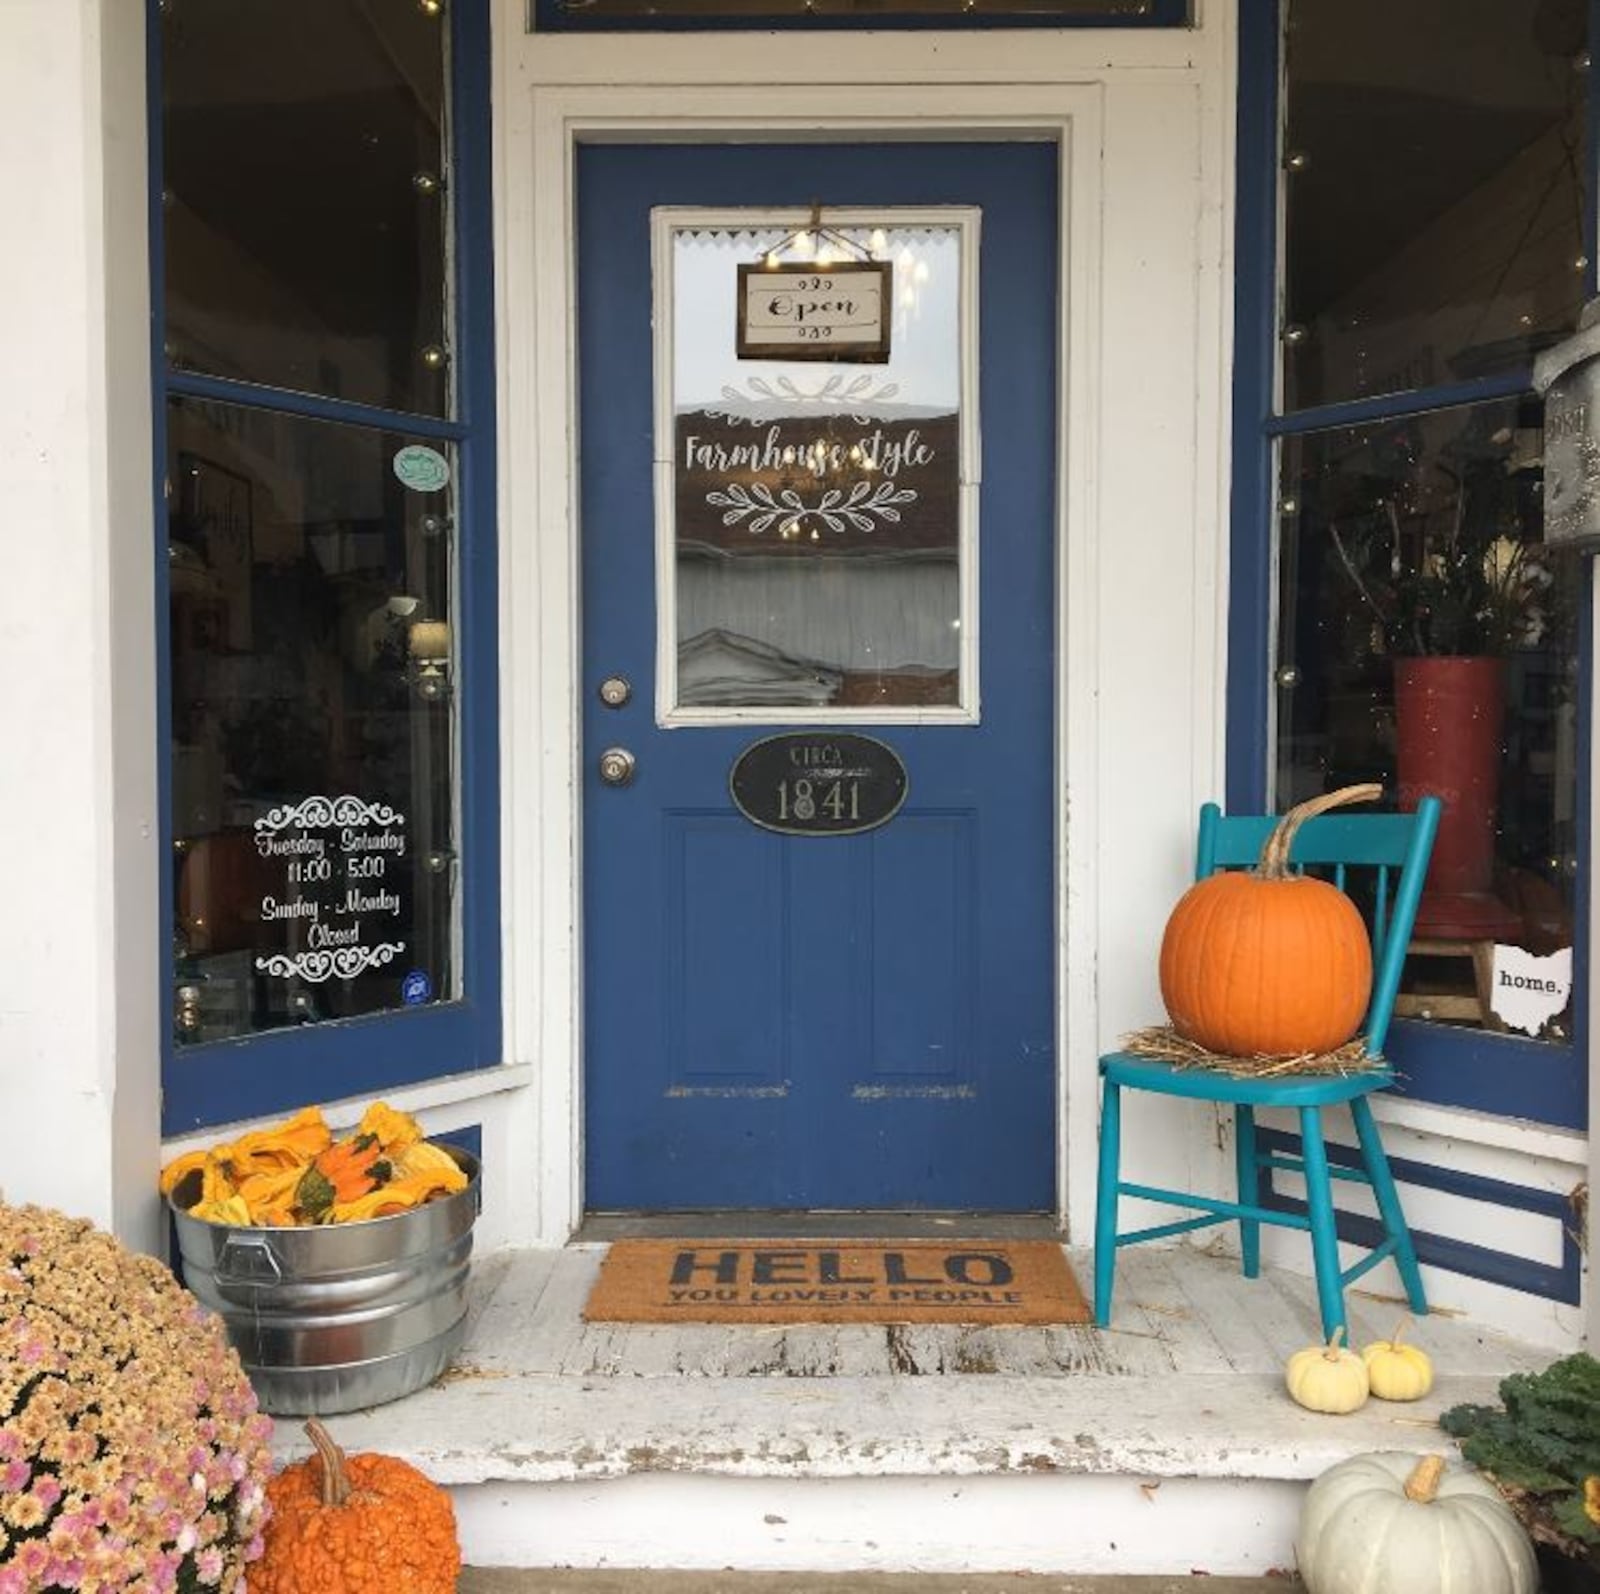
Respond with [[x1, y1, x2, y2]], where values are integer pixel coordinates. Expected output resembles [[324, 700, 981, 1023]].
[[0, 0, 161, 1252]]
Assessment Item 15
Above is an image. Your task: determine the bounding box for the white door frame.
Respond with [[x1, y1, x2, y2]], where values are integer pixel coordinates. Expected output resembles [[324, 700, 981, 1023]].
[[500, 84, 1107, 1242]]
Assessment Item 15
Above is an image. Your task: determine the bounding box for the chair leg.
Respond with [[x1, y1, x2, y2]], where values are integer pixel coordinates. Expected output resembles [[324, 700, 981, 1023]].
[[1297, 1107, 1346, 1340], [1350, 1095, 1428, 1316], [1093, 1076, 1123, 1328], [1234, 1104, 1260, 1279]]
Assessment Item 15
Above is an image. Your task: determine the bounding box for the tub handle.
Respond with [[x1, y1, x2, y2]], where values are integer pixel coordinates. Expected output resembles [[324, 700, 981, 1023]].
[[218, 1235, 284, 1284]]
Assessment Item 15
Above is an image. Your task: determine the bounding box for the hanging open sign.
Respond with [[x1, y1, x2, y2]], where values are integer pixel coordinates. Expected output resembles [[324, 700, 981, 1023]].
[[737, 262, 893, 363]]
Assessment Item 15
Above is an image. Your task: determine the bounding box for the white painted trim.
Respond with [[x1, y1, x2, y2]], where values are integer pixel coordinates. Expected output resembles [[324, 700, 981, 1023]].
[[2, 0, 160, 1248], [1370, 1093, 1588, 1169], [158, 1064, 536, 1159], [512, 32, 1206, 88], [453, 1473, 1304, 1577], [514, 86, 1106, 1241], [648, 204, 982, 727], [659, 704, 979, 727]]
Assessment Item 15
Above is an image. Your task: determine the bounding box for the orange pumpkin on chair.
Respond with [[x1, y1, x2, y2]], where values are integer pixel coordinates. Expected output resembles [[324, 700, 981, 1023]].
[[1159, 784, 1380, 1057]]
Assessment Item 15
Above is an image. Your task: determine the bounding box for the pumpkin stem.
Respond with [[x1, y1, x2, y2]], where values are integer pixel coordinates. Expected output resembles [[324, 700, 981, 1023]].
[[1404, 1454, 1447, 1504], [1323, 1325, 1348, 1358], [1258, 784, 1384, 880], [1391, 1317, 1409, 1348], [304, 1418, 351, 1509]]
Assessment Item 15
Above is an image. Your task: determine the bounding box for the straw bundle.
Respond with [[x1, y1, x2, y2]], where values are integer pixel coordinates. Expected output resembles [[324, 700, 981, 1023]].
[[1119, 1024, 1382, 1079]]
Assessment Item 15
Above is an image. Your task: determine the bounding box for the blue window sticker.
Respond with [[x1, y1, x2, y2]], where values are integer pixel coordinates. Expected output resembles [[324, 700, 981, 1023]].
[[392, 445, 451, 493], [401, 969, 433, 1006]]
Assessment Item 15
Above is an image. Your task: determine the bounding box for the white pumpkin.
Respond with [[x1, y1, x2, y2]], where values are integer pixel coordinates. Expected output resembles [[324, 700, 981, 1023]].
[[1297, 1451, 1536, 1594]]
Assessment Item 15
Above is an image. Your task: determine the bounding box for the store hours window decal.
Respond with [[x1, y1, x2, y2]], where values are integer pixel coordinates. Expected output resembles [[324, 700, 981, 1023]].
[[253, 795, 409, 982]]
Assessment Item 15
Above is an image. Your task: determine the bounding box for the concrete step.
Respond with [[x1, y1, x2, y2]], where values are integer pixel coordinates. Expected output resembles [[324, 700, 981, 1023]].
[[460, 1575, 1302, 1593]]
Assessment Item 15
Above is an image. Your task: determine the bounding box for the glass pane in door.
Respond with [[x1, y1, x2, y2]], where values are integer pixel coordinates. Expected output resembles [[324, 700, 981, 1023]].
[[668, 219, 971, 713]]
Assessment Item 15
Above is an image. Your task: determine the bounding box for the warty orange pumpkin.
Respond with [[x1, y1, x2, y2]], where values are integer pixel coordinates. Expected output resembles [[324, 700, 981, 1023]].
[[1158, 783, 1380, 1057], [250, 1418, 461, 1594]]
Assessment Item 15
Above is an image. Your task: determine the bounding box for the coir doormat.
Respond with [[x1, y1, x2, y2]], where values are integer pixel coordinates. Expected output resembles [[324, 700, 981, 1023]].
[[582, 1238, 1091, 1325]]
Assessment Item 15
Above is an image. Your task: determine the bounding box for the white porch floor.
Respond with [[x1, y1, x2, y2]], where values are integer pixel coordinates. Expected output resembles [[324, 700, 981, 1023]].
[[288, 1243, 1552, 1577]]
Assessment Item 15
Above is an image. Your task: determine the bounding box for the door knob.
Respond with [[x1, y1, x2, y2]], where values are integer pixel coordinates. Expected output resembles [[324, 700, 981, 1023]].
[[598, 747, 636, 786]]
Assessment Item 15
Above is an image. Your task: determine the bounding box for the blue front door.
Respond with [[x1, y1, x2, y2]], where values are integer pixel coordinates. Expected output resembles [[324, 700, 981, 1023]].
[[580, 141, 1058, 1211]]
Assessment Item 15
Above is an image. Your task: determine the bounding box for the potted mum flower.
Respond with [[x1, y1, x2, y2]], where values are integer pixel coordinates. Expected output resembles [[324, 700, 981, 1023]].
[[0, 1201, 274, 1593]]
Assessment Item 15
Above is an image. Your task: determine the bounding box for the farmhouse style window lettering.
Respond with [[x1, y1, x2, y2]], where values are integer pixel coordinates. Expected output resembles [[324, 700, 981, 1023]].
[[168, 399, 458, 1044], [1269, 1, 1590, 1054], [669, 220, 969, 712]]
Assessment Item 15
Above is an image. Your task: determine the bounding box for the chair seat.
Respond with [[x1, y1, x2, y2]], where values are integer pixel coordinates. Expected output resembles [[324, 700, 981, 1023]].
[[1099, 1050, 1395, 1107]]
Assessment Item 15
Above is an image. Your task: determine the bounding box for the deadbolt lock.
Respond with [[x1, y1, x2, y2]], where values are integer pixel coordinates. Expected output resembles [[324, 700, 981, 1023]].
[[598, 675, 632, 708]]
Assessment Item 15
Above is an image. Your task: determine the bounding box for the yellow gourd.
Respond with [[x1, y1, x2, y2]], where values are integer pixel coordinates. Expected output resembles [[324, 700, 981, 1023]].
[[1361, 1319, 1434, 1402], [1287, 1327, 1370, 1414]]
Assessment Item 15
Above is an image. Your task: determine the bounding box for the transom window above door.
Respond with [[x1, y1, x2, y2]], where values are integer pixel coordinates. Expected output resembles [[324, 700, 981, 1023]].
[[657, 210, 980, 724]]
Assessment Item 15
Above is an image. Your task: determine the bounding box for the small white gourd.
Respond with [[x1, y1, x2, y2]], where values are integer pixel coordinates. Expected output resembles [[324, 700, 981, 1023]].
[[1286, 1326, 1369, 1414], [1297, 1451, 1536, 1594]]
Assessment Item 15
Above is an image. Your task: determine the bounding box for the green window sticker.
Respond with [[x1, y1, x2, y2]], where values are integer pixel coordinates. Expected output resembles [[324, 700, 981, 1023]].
[[392, 445, 451, 493]]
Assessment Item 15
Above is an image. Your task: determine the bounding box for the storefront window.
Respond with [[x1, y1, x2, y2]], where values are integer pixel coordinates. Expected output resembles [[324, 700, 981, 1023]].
[[1258, 0, 1591, 1104], [162, 1, 450, 416], [169, 400, 458, 1043], [156, 0, 495, 1128], [1282, 0, 1588, 412], [1275, 400, 1581, 1043]]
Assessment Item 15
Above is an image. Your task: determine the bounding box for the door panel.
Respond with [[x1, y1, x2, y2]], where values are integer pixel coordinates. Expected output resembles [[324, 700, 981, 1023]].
[[580, 141, 1058, 1211]]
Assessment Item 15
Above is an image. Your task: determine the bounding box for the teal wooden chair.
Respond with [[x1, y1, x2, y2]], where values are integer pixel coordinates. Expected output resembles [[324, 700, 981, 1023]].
[[1093, 794, 1442, 1339]]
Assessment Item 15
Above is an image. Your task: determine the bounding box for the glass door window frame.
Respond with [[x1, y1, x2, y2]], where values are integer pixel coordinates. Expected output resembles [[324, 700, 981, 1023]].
[[1225, 0, 1596, 1132], [652, 206, 982, 726], [147, 0, 501, 1134]]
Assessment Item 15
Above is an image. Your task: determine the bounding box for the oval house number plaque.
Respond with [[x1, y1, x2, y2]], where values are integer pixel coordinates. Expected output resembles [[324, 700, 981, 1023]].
[[730, 733, 908, 838]]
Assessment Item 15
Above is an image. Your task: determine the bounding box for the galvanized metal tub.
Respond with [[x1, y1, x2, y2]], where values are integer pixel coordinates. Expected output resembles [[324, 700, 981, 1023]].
[[168, 1146, 480, 1416]]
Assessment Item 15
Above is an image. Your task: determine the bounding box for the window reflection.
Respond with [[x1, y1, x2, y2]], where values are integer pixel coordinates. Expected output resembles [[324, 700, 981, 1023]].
[[1275, 401, 1579, 1042], [671, 225, 966, 710], [162, 1, 450, 416], [168, 399, 458, 1043], [1283, 0, 1589, 410]]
